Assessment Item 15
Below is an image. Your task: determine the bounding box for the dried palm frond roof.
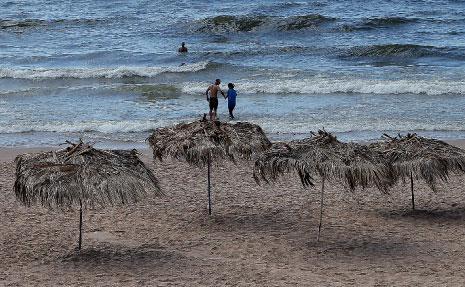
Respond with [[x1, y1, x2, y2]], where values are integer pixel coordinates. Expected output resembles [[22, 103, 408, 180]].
[[147, 120, 271, 166], [15, 141, 162, 209], [254, 130, 394, 191], [369, 133, 465, 190]]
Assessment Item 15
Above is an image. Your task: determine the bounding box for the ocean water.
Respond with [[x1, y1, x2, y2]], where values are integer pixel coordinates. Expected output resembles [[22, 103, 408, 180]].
[[1, 0, 465, 147]]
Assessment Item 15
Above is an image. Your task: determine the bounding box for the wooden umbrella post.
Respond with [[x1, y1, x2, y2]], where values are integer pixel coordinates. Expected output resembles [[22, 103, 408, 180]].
[[317, 177, 325, 242], [207, 153, 212, 215], [78, 200, 83, 250], [410, 172, 415, 211]]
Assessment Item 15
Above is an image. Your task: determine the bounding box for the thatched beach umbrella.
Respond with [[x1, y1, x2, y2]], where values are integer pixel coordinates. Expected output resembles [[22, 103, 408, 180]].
[[369, 133, 465, 210], [147, 119, 271, 215], [254, 130, 393, 241], [14, 141, 162, 250]]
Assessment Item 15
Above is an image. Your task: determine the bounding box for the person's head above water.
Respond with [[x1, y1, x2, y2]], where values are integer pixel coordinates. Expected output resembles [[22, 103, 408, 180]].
[[228, 83, 234, 89], [215, 79, 221, 85], [178, 42, 188, 52]]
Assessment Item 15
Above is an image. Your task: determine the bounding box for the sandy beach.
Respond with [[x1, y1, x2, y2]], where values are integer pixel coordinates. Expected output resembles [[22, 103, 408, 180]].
[[1, 142, 465, 286], [3, 0, 465, 285]]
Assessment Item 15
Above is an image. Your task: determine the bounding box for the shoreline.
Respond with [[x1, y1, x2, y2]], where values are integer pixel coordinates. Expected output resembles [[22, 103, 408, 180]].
[[2, 130, 465, 152], [2, 139, 465, 164]]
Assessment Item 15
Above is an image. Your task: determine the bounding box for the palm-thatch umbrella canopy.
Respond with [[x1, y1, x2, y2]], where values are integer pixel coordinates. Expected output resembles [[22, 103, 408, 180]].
[[14, 141, 162, 250], [254, 130, 393, 241], [369, 133, 465, 210], [147, 119, 271, 215]]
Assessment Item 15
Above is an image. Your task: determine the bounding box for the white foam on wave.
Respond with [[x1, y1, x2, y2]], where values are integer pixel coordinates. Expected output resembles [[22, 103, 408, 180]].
[[0, 119, 181, 134], [0, 61, 210, 79], [181, 77, 465, 96], [3, 116, 461, 135]]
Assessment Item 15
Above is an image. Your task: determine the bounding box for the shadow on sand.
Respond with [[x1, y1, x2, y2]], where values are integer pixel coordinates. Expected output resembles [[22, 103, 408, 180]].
[[378, 208, 465, 222], [61, 243, 183, 267], [306, 236, 418, 259]]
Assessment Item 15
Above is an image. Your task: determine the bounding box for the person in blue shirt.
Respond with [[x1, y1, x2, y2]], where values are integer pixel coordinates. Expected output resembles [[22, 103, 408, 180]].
[[226, 83, 237, 119]]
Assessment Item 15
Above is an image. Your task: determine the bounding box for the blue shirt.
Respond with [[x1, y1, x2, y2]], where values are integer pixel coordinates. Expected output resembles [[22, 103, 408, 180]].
[[227, 89, 237, 105]]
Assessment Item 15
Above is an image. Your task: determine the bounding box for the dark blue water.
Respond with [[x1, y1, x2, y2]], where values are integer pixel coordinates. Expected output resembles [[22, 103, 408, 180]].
[[1, 0, 465, 147]]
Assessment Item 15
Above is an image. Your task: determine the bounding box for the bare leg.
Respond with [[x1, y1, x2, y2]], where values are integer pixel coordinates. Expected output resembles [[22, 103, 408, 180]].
[[212, 109, 217, 121], [229, 107, 234, 119]]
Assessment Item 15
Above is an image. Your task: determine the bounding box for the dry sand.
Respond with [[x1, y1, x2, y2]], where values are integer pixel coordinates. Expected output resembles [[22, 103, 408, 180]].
[[2, 144, 465, 286]]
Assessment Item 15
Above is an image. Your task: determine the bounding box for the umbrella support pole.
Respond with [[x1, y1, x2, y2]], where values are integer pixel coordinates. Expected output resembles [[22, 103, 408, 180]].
[[410, 172, 415, 211], [78, 200, 83, 250], [207, 154, 212, 215], [317, 178, 325, 242]]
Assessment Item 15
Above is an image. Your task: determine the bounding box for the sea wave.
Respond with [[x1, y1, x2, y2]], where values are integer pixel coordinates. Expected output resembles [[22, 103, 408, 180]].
[[0, 18, 106, 30], [195, 45, 319, 58], [3, 117, 465, 136], [0, 62, 211, 79], [0, 120, 176, 134], [345, 44, 460, 58], [363, 16, 417, 27], [340, 16, 417, 31], [119, 84, 181, 99], [191, 14, 335, 33], [181, 78, 465, 96], [194, 44, 462, 60], [0, 87, 41, 96]]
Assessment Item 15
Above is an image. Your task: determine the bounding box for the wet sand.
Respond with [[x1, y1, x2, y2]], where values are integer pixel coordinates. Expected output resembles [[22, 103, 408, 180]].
[[2, 143, 465, 286]]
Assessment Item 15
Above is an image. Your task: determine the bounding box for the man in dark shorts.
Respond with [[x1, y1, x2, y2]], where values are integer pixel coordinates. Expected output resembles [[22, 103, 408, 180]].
[[205, 79, 225, 121]]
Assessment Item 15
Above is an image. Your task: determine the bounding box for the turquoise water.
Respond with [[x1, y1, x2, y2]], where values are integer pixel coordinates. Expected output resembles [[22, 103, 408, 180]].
[[1, 0, 465, 147]]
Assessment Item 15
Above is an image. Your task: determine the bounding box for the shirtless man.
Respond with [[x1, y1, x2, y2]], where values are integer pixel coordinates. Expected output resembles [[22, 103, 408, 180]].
[[178, 42, 188, 53], [205, 79, 225, 121]]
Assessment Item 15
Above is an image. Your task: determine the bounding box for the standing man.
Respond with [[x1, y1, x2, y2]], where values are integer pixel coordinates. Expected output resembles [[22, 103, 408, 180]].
[[178, 42, 188, 53], [205, 79, 225, 121]]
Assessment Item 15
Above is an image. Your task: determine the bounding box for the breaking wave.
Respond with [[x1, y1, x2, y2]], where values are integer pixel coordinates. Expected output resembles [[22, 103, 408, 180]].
[[0, 120, 175, 134], [192, 14, 335, 33], [181, 78, 465, 96], [0, 61, 211, 79]]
